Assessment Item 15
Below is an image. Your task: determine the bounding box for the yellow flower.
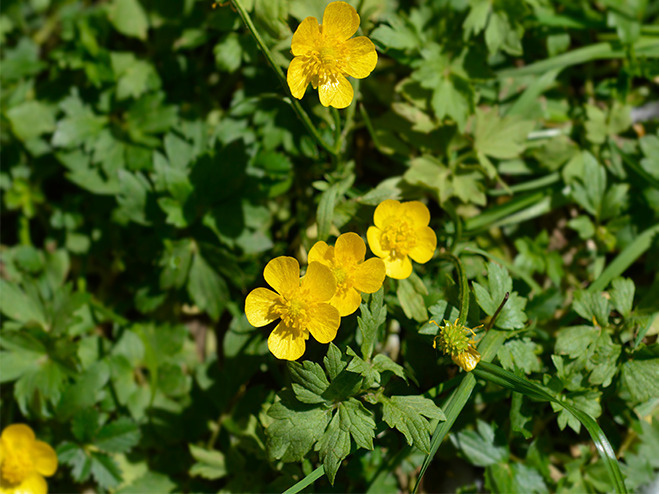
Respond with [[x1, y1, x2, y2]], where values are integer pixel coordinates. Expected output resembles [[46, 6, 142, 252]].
[[245, 256, 341, 360], [308, 232, 386, 316], [367, 200, 437, 279], [431, 319, 482, 372], [286, 1, 378, 109], [0, 424, 57, 494]]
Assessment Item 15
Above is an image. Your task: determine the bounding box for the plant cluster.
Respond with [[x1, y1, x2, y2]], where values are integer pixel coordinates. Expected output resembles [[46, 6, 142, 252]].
[[1, 0, 658, 493]]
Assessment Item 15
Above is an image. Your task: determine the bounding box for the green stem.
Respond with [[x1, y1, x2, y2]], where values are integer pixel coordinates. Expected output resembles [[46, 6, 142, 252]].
[[230, 0, 336, 156], [437, 252, 469, 325], [331, 107, 342, 155], [19, 216, 31, 246]]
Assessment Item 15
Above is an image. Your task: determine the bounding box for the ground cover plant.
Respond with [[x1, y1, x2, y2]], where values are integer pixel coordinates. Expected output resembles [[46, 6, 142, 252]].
[[1, 0, 659, 492]]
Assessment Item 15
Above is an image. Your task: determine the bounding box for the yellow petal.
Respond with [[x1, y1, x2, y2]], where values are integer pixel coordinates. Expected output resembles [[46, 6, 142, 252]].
[[408, 226, 436, 264], [366, 226, 387, 258], [343, 36, 377, 79], [352, 257, 385, 293], [318, 73, 354, 109], [14, 474, 48, 494], [384, 256, 412, 279], [334, 232, 365, 265], [32, 441, 57, 477], [287, 56, 315, 100], [330, 287, 362, 317], [245, 288, 280, 327], [268, 322, 306, 361], [373, 199, 402, 229], [307, 303, 340, 343], [1, 424, 35, 451], [321, 1, 359, 41], [452, 346, 481, 372], [301, 262, 336, 301], [291, 16, 321, 56], [401, 201, 431, 227], [307, 240, 334, 266], [264, 256, 299, 296]]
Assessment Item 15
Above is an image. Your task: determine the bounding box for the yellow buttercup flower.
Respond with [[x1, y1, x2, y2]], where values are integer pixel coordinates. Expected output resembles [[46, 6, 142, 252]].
[[286, 1, 378, 109], [245, 256, 341, 360], [0, 424, 57, 494], [308, 232, 386, 316], [367, 200, 437, 279], [431, 319, 482, 372]]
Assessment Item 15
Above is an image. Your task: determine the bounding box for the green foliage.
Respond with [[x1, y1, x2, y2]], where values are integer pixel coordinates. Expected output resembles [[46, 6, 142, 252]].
[[1, 0, 658, 492]]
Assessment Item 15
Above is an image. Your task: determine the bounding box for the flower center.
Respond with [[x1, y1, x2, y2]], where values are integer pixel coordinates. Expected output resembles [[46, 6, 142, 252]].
[[274, 294, 310, 332], [2, 448, 33, 485], [380, 220, 417, 259], [302, 39, 348, 85], [331, 266, 352, 297]]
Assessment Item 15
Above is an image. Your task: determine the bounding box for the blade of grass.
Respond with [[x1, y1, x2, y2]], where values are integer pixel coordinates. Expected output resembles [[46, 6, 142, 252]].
[[282, 465, 325, 494], [412, 329, 509, 494], [472, 361, 627, 494], [497, 38, 659, 79], [587, 224, 659, 293]]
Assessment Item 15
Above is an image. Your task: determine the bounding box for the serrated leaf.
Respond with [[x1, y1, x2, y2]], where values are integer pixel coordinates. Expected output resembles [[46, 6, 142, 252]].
[[315, 408, 350, 484], [452, 419, 509, 467], [573, 291, 610, 326], [472, 262, 528, 330], [288, 360, 330, 404], [474, 107, 533, 159], [266, 395, 330, 463], [397, 278, 428, 322], [609, 278, 635, 318], [95, 418, 141, 453], [71, 409, 101, 443], [57, 442, 93, 482], [497, 338, 541, 374], [90, 451, 123, 489], [189, 444, 227, 480], [7, 101, 56, 142], [0, 280, 48, 327], [357, 288, 386, 360], [620, 359, 659, 403], [57, 360, 110, 419], [381, 395, 445, 453], [323, 342, 346, 381], [346, 348, 380, 389], [372, 354, 407, 383]]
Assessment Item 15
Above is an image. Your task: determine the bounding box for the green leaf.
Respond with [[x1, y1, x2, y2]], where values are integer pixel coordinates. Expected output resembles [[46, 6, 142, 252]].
[[95, 418, 141, 453], [397, 277, 428, 322], [189, 444, 227, 480], [555, 325, 599, 359], [474, 107, 534, 160], [381, 395, 445, 453], [497, 338, 542, 374], [315, 408, 350, 484], [115, 170, 151, 226], [620, 358, 659, 403], [115, 472, 176, 494], [357, 288, 386, 360], [108, 0, 149, 40], [57, 360, 110, 419], [111, 52, 161, 100], [0, 279, 47, 327], [288, 360, 330, 404], [7, 101, 56, 142], [573, 291, 610, 326], [266, 395, 330, 463], [315, 398, 376, 484], [71, 409, 101, 443], [609, 278, 635, 318], [472, 261, 528, 330], [52, 94, 108, 149], [187, 251, 229, 321], [90, 451, 123, 489], [452, 419, 509, 467], [58, 442, 93, 482], [214, 33, 243, 72], [372, 354, 407, 383]]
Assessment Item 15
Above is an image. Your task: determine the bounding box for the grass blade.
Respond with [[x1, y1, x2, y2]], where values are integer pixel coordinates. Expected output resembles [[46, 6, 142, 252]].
[[412, 329, 508, 493], [588, 224, 659, 293], [472, 361, 627, 494], [282, 465, 325, 494]]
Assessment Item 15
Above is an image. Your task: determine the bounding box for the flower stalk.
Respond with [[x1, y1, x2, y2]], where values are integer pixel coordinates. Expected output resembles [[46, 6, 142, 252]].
[[229, 0, 336, 156]]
